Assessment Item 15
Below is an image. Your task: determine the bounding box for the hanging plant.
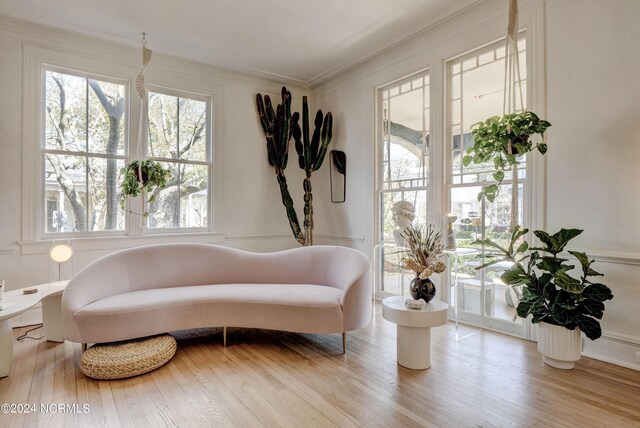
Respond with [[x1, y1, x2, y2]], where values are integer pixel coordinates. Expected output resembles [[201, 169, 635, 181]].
[[460, 0, 551, 231], [118, 34, 171, 218], [463, 111, 551, 202], [120, 159, 171, 214]]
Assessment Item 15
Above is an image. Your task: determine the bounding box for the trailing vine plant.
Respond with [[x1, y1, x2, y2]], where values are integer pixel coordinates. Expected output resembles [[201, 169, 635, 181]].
[[119, 34, 172, 220], [463, 111, 550, 204], [120, 159, 171, 217], [462, 0, 551, 231]]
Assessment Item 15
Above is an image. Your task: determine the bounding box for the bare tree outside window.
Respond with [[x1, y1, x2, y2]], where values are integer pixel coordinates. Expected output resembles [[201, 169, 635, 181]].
[[44, 70, 126, 233], [146, 91, 209, 229], [43, 71, 211, 235]]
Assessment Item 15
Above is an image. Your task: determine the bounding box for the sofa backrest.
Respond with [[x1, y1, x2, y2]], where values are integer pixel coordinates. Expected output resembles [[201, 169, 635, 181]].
[[62, 244, 370, 330]]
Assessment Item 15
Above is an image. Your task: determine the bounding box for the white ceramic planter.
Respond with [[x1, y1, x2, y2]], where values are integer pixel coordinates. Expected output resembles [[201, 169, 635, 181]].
[[536, 322, 582, 369]]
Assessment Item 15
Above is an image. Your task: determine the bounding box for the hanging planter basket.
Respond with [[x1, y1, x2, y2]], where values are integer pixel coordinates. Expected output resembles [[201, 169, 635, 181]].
[[460, 0, 551, 230], [119, 34, 171, 218], [120, 159, 171, 206]]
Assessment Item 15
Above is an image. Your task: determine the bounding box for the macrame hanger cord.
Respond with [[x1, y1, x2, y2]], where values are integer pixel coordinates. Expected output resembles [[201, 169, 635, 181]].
[[135, 32, 153, 226], [503, 0, 525, 115], [136, 32, 153, 161], [502, 0, 525, 230]]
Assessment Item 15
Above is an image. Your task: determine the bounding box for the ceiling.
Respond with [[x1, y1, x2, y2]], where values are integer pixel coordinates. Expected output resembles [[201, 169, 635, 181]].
[[0, 0, 481, 86]]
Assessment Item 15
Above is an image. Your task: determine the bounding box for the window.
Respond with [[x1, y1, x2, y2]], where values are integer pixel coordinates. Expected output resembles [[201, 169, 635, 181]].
[[43, 69, 127, 234], [42, 68, 212, 236], [446, 36, 527, 332], [377, 70, 430, 296], [146, 90, 210, 230]]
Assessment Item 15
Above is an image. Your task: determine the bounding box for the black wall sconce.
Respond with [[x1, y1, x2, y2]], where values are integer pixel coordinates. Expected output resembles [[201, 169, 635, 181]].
[[330, 150, 346, 203]]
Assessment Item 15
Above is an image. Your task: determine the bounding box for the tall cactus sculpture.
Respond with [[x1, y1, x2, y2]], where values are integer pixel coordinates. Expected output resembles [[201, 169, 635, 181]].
[[291, 97, 333, 246], [256, 87, 305, 245]]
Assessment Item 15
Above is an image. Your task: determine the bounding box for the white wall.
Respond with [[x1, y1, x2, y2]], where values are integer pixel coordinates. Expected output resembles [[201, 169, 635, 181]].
[[312, 0, 640, 369], [0, 16, 320, 290], [544, 0, 640, 368]]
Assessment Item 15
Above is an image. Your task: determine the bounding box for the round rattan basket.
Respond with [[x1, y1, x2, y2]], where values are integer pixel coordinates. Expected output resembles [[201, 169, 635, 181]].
[[80, 334, 177, 380]]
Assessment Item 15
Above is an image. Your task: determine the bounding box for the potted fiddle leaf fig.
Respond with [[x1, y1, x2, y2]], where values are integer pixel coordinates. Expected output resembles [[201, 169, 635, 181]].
[[463, 111, 551, 229], [475, 226, 613, 369], [120, 159, 171, 215]]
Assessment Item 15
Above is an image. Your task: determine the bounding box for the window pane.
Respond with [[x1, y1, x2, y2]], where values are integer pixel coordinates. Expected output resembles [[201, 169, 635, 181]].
[[452, 73, 461, 100], [88, 158, 125, 231], [382, 78, 430, 191], [45, 71, 86, 153], [450, 186, 482, 247], [180, 164, 208, 228], [448, 37, 527, 238], [147, 161, 179, 228], [462, 58, 507, 130], [148, 92, 178, 159], [179, 97, 207, 162], [486, 183, 524, 242], [380, 245, 412, 296], [379, 71, 430, 297], [381, 189, 427, 295], [44, 154, 87, 232], [452, 99, 461, 125], [88, 79, 126, 155], [147, 89, 210, 230]]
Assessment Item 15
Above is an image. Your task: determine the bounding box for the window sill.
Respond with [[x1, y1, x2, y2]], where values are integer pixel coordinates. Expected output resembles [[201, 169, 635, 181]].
[[18, 232, 225, 255]]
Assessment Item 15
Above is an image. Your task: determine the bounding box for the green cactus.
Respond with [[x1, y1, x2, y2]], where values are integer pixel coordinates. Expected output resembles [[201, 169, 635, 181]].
[[256, 87, 305, 245], [291, 96, 333, 246]]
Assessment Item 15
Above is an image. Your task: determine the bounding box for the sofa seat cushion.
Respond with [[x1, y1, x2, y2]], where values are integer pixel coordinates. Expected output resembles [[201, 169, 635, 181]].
[[74, 284, 344, 343]]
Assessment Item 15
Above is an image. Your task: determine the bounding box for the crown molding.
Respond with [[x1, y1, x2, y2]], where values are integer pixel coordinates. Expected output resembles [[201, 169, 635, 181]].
[[1, 1, 483, 89]]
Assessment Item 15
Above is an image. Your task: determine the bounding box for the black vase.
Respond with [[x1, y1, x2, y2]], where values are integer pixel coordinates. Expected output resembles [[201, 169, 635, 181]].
[[409, 277, 436, 302]]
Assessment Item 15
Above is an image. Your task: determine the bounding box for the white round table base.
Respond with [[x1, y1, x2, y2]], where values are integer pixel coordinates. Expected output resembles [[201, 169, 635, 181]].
[[397, 325, 432, 370]]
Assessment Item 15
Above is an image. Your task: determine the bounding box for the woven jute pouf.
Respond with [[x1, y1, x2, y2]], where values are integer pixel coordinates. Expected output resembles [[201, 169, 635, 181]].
[[80, 334, 177, 380]]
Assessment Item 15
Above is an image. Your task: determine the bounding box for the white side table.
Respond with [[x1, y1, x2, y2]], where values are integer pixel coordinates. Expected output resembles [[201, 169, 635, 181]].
[[382, 296, 448, 370], [0, 281, 68, 377]]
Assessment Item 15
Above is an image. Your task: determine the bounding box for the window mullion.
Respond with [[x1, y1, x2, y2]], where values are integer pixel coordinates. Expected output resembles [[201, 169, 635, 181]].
[[43, 149, 125, 160], [85, 78, 90, 233], [177, 97, 181, 228]]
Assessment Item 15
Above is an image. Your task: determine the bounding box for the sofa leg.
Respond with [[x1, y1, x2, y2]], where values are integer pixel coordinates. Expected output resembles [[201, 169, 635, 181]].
[[81, 343, 87, 352], [223, 327, 227, 348], [342, 332, 347, 354]]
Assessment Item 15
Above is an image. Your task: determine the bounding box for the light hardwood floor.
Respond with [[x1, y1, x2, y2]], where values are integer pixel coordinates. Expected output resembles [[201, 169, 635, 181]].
[[1, 306, 639, 428]]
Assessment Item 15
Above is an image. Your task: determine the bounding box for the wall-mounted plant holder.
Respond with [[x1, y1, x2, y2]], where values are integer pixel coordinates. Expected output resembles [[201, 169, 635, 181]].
[[330, 150, 346, 203]]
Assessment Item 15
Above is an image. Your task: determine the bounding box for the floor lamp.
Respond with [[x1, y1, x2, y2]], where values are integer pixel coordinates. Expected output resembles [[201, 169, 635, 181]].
[[49, 244, 73, 282]]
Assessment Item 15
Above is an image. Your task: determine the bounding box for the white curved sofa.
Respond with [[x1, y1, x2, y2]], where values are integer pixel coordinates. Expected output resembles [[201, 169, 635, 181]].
[[61, 244, 371, 351]]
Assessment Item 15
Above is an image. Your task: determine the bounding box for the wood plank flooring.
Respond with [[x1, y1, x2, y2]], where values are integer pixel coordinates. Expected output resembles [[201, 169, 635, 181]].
[[1, 305, 639, 427]]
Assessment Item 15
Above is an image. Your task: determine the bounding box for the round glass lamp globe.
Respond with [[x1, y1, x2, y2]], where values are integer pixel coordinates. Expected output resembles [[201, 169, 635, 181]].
[[50, 244, 73, 263]]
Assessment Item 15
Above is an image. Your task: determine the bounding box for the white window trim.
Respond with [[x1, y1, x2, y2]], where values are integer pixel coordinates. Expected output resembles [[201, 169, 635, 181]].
[[21, 44, 224, 255], [441, 26, 545, 341], [375, 68, 431, 300]]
